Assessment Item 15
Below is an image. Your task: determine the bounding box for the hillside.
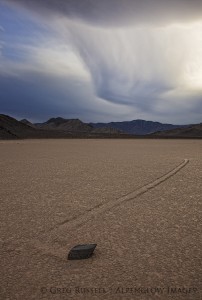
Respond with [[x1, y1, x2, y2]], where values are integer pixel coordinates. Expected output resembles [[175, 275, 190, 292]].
[[0, 115, 37, 139], [90, 119, 186, 135], [35, 117, 123, 134], [0, 115, 78, 139], [1, 114, 201, 139], [0, 115, 126, 139], [152, 123, 202, 138], [92, 127, 123, 134], [35, 117, 93, 132], [20, 119, 36, 128]]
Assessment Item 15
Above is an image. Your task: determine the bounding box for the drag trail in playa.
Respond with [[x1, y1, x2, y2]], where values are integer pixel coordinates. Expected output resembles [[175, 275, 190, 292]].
[[0, 139, 201, 300]]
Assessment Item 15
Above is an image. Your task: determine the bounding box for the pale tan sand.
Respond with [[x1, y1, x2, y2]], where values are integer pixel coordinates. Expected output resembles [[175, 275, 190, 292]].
[[0, 139, 201, 299]]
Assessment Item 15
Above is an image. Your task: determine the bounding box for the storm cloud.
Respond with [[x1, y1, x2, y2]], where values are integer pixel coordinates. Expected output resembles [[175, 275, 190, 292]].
[[4, 0, 202, 26], [1, 0, 202, 124]]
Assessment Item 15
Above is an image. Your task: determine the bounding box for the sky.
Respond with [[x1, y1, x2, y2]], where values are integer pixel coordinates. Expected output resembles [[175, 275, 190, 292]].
[[0, 0, 202, 124]]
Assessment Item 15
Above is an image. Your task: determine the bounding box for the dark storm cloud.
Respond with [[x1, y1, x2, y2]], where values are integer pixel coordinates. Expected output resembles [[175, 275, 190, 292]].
[[0, 69, 132, 122], [0, 72, 89, 121], [1, 0, 202, 124], [0, 77, 53, 119], [4, 0, 202, 26]]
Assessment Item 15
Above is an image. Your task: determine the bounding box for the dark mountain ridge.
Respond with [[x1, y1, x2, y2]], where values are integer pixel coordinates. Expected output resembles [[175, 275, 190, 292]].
[[0, 115, 125, 139], [20, 119, 36, 128], [90, 119, 188, 135], [0, 115, 36, 139], [35, 117, 93, 132], [1, 114, 201, 139], [152, 123, 202, 137]]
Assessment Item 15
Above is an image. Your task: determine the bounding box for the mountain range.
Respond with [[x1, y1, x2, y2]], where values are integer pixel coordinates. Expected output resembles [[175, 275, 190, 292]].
[[0, 114, 202, 139], [0, 115, 127, 139], [152, 123, 202, 138], [90, 120, 187, 135]]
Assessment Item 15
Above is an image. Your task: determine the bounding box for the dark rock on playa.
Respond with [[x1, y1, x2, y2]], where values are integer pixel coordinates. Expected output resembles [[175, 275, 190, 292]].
[[68, 244, 97, 260]]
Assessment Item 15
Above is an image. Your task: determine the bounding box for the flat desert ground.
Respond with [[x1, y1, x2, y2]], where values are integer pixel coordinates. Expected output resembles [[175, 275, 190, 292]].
[[0, 139, 201, 300]]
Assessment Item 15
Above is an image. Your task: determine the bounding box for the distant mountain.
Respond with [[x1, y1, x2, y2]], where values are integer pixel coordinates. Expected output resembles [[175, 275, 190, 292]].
[[20, 119, 36, 128], [152, 123, 202, 137], [90, 119, 187, 135], [35, 117, 93, 132], [92, 127, 123, 134], [0, 115, 80, 139], [0, 114, 37, 139], [1, 114, 201, 139], [0, 115, 126, 139], [35, 117, 123, 134]]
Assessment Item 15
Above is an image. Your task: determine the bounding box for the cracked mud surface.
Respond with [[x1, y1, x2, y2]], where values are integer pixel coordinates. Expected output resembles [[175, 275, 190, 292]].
[[0, 139, 201, 299]]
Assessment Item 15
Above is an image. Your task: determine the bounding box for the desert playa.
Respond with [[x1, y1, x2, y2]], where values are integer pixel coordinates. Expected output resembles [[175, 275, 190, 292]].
[[0, 139, 201, 299]]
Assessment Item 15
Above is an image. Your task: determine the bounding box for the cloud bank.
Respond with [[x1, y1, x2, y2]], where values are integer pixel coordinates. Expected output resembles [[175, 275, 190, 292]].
[[0, 0, 202, 123], [4, 0, 202, 26]]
